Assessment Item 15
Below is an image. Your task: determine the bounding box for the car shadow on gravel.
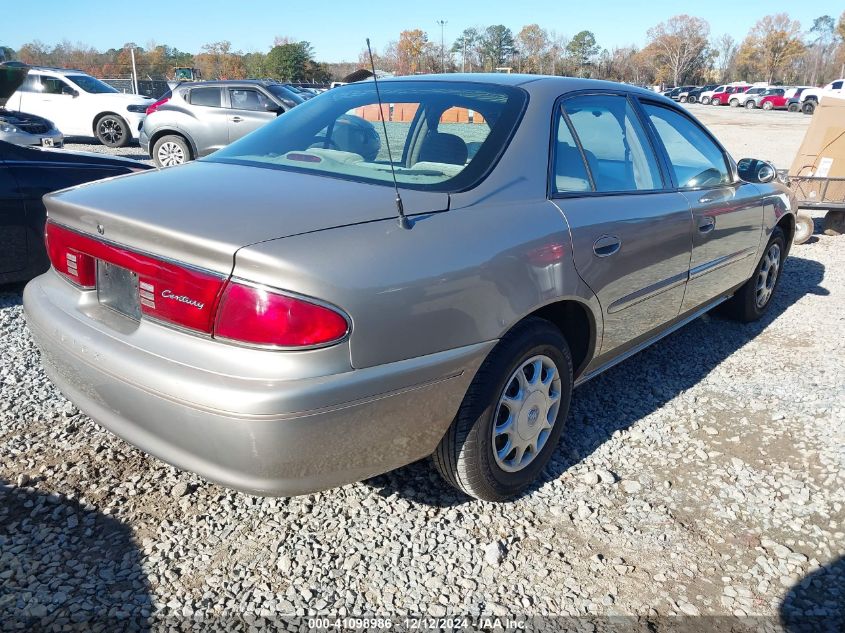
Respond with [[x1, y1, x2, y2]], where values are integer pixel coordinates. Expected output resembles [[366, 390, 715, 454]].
[[0, 478, 152, 630], [369, 255, 828, 505], [780, 555, 845, 632]]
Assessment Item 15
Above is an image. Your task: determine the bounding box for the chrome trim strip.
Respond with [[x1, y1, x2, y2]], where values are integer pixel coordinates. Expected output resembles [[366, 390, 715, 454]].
[[690, 247, 756, 280], [575, 295, 729, 387], [607, 270, 688, 314]]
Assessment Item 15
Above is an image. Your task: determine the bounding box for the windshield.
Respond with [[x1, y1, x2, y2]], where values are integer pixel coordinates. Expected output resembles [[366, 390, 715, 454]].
[[66, 74, 118, 94], [266, 84, 305, 106], [206, 80, 527, 192]]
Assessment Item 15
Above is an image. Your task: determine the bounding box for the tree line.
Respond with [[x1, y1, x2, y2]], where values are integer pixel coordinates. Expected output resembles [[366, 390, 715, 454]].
[[5, 11, 845, 86]]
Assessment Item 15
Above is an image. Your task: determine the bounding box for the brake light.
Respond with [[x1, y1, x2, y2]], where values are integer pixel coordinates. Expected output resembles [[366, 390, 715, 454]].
[[46, 222, 96, 288], [214, 281, 349, 348], [145, 96, 169, 115], [45, 221, 226, 333]]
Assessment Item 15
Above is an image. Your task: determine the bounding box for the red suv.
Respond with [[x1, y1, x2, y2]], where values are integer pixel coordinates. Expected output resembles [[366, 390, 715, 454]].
[[711, 85, 751, 105]]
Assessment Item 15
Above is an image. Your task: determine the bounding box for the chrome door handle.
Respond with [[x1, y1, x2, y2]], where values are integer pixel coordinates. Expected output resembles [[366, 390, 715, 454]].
[[593, 235, 621, 257], [231, 116, 243, 123], [698, 216, 716, 233]]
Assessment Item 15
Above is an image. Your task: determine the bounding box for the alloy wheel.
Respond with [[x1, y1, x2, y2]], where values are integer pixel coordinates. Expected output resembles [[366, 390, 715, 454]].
[[492, 355, 562, 473], [98, 118, 124, 145], [157, 142, 186, 167], [756, 243, 781, 308]]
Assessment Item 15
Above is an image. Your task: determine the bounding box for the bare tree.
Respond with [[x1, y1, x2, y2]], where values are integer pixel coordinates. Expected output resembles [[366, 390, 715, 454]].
[[646, 15, 711, 86], [713, 34, 738, 82], [741, 13, 805, 84]]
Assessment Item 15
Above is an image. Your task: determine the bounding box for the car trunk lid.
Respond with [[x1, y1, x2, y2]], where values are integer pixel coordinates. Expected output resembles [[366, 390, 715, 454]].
[[45, 160, 450, 276]]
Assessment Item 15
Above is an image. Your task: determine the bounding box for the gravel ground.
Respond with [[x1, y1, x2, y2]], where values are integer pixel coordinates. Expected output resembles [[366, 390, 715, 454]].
[[1, 111, 843, 630]]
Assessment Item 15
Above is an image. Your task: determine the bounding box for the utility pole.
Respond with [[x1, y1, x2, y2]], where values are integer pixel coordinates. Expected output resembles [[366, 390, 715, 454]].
[[129, 46, 139, 94], [436, 20, 447, 73]]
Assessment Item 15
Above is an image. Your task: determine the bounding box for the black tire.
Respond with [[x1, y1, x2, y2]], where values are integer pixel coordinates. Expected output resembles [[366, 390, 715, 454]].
[[723, 227, 786, 323], [701, 97, 710, 105], [802, 100, 816, 115], [823, 210, 845, 236], [95, 114, 131, 148], [152, 134, 191, 168], [679, 96, 688, 103], [788, 103, 800, 113], [433, 318, 573, 501], [745, 100, 756, 110], [730, 98, 740, 107], [688, 95, 697, 104], [762, 101, 774, 111]]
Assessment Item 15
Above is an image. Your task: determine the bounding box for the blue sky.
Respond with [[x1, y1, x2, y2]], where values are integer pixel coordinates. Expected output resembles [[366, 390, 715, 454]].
[[2, 0, 842, 62]]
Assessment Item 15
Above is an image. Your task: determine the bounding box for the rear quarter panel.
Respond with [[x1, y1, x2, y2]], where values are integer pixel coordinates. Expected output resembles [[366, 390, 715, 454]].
[[233, 200, 602, 370]]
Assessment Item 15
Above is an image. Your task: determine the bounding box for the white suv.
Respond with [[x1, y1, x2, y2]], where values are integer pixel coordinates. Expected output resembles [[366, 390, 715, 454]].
[[4, 67, 154, 147]]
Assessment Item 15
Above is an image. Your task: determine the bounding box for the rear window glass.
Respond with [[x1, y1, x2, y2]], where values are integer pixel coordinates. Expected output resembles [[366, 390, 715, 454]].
[[190, 87, 222, 107], [205, 80, 527, 192]]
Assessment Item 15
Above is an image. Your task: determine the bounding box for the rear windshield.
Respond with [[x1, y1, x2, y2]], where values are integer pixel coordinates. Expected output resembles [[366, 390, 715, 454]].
[[205, 80, 527, 192]]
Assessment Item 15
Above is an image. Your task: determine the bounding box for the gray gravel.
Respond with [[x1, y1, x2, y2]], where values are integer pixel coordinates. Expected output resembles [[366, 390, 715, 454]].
[[1, 116, 844, 629]]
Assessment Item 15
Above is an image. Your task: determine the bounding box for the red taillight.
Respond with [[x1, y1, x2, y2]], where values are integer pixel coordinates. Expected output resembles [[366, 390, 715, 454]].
[[214, 281, 349, 348], [145, 96, 169, 115], [45, 222, 226, 333], [46, 222, 97, 288]]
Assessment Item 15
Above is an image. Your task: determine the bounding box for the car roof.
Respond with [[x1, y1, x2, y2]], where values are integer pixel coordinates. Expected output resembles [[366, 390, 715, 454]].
[[378, 73, 670, 101], [27, 66, 88, 75], [175, 79, 286, 89]]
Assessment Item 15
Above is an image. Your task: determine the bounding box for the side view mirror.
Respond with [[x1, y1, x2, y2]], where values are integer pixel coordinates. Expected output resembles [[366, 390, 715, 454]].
[[61, 86, 79, 98], [264, 102, 283, 114], [737, 158, 776, 184]]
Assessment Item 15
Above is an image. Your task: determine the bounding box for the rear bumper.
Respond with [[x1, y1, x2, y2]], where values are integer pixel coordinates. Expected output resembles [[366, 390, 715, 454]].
[[24, 271, 492, 495]]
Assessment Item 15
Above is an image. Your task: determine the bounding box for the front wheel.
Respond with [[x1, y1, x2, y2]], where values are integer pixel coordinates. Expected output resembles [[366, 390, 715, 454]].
[[730, 98, 740, 107], [95, 115, 131, 148], [803, 101, 816, 115], [433, 318, 573, 501], [788, 103, 800, 113], [679, 96, 688, 103], [762, 101, 774, 111], [745, 100, 756, 110], [688, 95, 697, 104], [723, 227, 786, 322], [701, 97, 710, 104]]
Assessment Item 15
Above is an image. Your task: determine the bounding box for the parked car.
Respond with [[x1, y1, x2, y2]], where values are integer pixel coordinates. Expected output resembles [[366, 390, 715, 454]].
[[669, 86, 696, 101], [24, 76, 796, 501], [732, 86, 769, 108], [0, 139, 150, 284], [4, 66, 154, 147], [801, 79, 844, 114], [683, 84, 717, 104], [711, 85, 751, 105], [140, 80, 304, 168], [1, 62, 64, 148], [752, 88, 789, 110]]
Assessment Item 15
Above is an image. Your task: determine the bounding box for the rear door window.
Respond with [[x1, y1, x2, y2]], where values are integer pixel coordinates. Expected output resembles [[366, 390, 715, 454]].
[[642, 103, 731, 189], [189, 87, 222, 107], [562, 94, 662, 192]]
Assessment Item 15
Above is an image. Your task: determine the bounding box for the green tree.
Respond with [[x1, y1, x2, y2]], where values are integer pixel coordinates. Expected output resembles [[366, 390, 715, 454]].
[[452, 27, 481, 71], [265, 41, 313, 81], [481, 25, 515, 70], [567, 30, 600, 77]]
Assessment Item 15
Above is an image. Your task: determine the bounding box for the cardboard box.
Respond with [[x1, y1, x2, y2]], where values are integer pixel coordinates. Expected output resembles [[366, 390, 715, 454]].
[[790, 95, 845, 179]]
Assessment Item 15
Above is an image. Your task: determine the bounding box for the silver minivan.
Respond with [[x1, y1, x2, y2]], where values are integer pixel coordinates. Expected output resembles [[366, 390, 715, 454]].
[[140, 80, 304, 167]]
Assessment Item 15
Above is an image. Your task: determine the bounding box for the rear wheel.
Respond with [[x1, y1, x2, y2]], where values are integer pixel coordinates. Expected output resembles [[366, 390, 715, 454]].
[[701, 96, 710, 104], [679, 96, 688, 103], [802, 100, 816, 115], [723, 227, 786, 322], [433, 318, 573, 501], [788, 103, 800, 113], [95, 114, 131, 148], [745, 100, 756, 110], [153, 134, 191, 167], [730, 98, 740, 107], [688, 95, 697, 104]]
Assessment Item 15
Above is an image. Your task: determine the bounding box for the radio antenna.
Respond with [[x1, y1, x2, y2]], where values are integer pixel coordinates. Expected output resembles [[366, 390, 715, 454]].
[[366, 38, 411, 230]]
